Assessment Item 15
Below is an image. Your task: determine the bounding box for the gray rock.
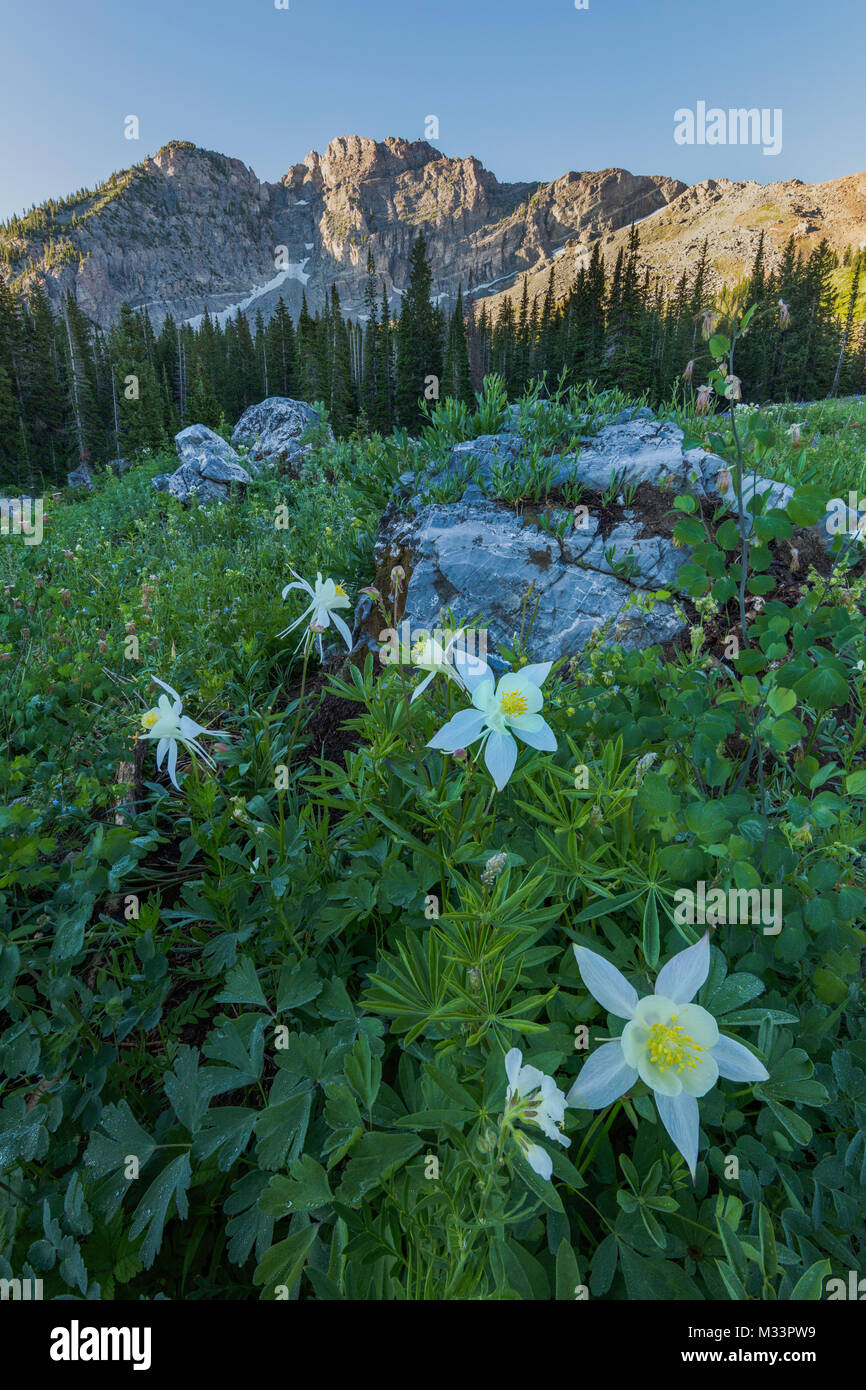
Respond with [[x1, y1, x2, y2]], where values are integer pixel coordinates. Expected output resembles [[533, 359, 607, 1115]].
[[356, 496, 686, 666], [107, 456, 132, 475], [67, 464, 94, 491], [175, 425, 247, 480], [354, 414, 841, 671], [158, 423, 250, 504], [615, 406, 656, 424], [151, 473, 172, 492], [231, 397, 332, 472]]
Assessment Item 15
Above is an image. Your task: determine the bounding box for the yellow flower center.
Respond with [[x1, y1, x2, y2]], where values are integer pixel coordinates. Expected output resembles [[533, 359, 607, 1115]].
[[500, 690, 529, 719], [411, 637, 429, 664], [141, 708, 159, 731], [334, 584, 347, 597], [646, 1018, 706, 1075]]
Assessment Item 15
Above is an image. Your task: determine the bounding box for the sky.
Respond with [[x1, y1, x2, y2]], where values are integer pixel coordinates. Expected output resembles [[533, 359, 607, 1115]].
[[1, 0, 864, 221]]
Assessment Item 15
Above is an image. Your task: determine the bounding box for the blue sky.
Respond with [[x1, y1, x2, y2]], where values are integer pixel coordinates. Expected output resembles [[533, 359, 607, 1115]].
[[1, 0, 863, 221]]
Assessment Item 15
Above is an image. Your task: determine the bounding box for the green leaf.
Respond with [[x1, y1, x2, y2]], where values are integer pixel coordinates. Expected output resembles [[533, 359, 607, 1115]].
[[276, 958, 322, 1012], [794, 660, 849, 711], [216, 956, 266, 1007], [335, 1132, 423, 1206], [260, 1156, 333, 1217], [621, 1246, 703, 1300], [255, 1090, 313, 1171], [164, 1045, 213, 1134], [642, 893, 660, 967], [758, 1205, 777, 1279], [129, 1153, 192, 1269], [253, 1224, 318, 1299], [789, 1258, 831, 1300], [83, 1101, 157, 1180], [555, 1239, 582, 1300], [194, 1107, 256, 1171]]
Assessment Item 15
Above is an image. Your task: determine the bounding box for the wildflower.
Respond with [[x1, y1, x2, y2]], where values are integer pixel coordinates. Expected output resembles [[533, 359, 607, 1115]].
[[409, 627, 470, 703], [389, 565, 406, 593], [139, 677, 230, 791], [566, 933, 768, 1179], [278, 569, 352, 660], [716, 467, 732, 494], [59, 589, 71, 607], [698, 310, 716, 341], [359, 584, 381, 602], [427, 659, 557, 792], [682, 358, 695, 383], [724, 374, 743, 403], [634, 752, 657, 785], [503, 1048, 570, 1180], [481, 850, 508, 886], [695, 384, 713, 415]]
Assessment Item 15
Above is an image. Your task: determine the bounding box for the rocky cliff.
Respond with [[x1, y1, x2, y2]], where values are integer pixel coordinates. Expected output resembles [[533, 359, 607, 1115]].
[[0, 137, 685, 327], [4, 136, 864, 331]]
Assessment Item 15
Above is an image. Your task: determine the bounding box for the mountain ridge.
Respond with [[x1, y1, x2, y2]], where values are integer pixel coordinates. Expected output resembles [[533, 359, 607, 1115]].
[[2, 136, 864, 330]]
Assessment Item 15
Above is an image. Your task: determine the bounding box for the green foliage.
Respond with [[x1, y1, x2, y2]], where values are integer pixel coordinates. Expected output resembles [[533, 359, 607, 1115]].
[[0, 378, 864, 1302]]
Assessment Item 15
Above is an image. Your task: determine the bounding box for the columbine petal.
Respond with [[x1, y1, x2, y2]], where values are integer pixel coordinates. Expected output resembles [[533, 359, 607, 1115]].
[[573, 945, 639, 1019], [654, 931, 710, 1004], [510, 716, 557, 752], [505, 1048, 523, 1092], [655, 1091, 701, 1180], [166, 740, 180, 790], [484, 729, 518, 791], [470, 675, 497, 711], [150, 679, 182, 715], [519, 661, 553, 687], [458, 656, 495, 694], [427, 707, 488, 750], [712, 1034, 770, 1083], [410, 671, 435, 703], [524, 1140, 553, 1181], [566, 1041, 638, 1109], [331, 611, 354, 651]]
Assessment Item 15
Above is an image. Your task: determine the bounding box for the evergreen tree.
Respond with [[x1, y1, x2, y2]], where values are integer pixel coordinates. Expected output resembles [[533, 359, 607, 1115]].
[[395, 235, 443, 427]]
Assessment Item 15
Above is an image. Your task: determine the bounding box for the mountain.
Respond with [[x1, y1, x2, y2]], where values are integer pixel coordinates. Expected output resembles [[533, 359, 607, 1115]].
[[0, 137, 684, 327], [2, 138, 864, 331], [481, 173, 866, 318]]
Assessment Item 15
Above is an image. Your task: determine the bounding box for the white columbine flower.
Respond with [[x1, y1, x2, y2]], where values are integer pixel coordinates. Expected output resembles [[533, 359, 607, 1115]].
[[427, 659, 557, 791], [409, 628, 470, 703], [140, 677, 229, 791], [503, 1048, 570, 1180], [278, 569, 352, 659], [566, 933, 769, 1180]]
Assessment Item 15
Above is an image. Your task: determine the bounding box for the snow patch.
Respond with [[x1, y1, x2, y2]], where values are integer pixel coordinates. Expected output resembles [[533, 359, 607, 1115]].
[[185, 260, 310, 329]]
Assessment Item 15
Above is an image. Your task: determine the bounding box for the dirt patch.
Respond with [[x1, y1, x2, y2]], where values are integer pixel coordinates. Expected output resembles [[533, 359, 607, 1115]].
[[303, 682, 364, 767]]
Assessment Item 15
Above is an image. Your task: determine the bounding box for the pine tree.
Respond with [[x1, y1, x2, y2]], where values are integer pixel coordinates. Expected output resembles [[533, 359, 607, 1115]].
[[395, 234, 443, 427], [442, 285, 473, 407]]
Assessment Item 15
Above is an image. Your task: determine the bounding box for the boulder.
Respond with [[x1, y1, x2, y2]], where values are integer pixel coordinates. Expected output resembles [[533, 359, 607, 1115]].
[[67, 464, 94, 491], [352, 415, 840, 669], [231, 397, 333, 472], [154, 424, 250, 503]]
